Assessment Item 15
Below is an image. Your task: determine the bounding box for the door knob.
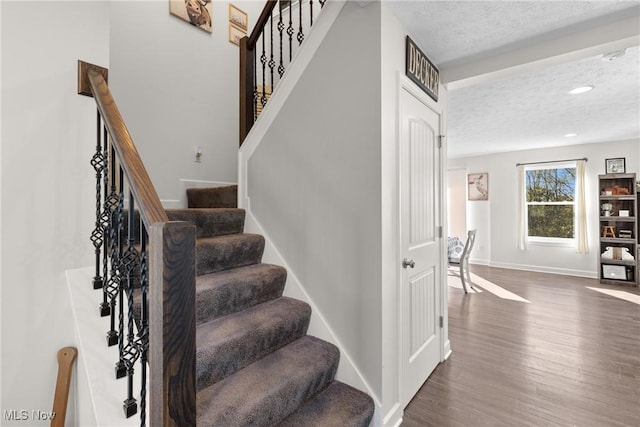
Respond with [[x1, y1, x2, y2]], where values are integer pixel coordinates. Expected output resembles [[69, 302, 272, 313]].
[[402, 258, 415, 269]]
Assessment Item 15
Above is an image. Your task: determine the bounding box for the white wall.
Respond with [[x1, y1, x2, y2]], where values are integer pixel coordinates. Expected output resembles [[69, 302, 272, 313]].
[[448, 139, 639, 276], [109, 0, 263, 203], [1, 1, 109, 424], [447, 168, 467, 241], [247, 0, 383, 403]]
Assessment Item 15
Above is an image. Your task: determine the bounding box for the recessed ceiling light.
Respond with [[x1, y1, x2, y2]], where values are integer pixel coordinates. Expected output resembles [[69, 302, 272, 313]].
[[569, 86, 594, 95], [565, 133, 577, 137]]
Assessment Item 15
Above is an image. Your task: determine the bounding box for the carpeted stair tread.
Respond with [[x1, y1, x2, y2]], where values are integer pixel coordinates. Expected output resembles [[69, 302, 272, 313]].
[[196, 263, 287, 324], [277, 381, 375, 427], [197, 233, 265, 275], [196, 297, 311, 390], [187, 185, 238, 208], [166, 208, 245, 238], [196, 335, 339, 427]]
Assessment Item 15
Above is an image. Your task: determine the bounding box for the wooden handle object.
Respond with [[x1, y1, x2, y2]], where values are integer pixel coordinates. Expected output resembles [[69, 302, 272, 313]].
[[51, 346, 78, 427]]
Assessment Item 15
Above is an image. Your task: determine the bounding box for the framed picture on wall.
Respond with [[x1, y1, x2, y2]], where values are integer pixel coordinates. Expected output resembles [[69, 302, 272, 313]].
[[468, 173, 489, 201], [229, 4, 248, 31], [605, 157, 626, 174], [169, 0, 213, 33], [229, 25, 246, 46]]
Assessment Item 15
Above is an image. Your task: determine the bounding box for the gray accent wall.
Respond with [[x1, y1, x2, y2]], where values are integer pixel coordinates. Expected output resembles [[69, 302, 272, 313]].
[[248, 0, 384, 400]]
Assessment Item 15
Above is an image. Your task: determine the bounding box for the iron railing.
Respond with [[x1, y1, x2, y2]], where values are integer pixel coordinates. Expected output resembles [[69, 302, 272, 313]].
[[239, 0, 326, 144], [79, 60, 196, 427]]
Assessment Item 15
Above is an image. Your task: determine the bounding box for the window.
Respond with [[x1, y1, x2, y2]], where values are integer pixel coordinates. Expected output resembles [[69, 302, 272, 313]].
[[525, 164, 576, 240]]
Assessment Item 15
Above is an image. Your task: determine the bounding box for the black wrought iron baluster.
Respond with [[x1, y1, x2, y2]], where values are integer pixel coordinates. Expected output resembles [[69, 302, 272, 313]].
[[99, 124, 111, 317], [253, 49, 258, 120], [310, 0, 313, 26], [297, 0, 304, 45], [277, 7, 285, 77], [260, 30, 268, 109], [122, 191, 140, 418], [90, 110, 105, 290], [269, 12, 276, 89], [116, 167, 126, 380], [105, 145, 121, 347], [287, 3, 294, 60], [138, 224, 149, 427]]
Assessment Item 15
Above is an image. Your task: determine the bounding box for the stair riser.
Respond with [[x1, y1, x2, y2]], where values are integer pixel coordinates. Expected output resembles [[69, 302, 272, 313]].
[[196, 298, 311, 390], [196, 265, 287, 324], [187, 185, 238, 208], [166, 208, 245, 238], [197, 337, 340, 427], [196, 235, 265, 275]]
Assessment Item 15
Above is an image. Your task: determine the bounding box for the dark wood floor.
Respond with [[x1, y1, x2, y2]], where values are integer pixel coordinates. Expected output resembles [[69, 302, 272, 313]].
[[402, 265, 640, 427]]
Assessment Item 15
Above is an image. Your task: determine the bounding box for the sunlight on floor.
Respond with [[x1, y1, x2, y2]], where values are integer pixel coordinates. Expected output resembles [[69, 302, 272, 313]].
[[448, 270, 530, 303], [586, 287, 640, 305]]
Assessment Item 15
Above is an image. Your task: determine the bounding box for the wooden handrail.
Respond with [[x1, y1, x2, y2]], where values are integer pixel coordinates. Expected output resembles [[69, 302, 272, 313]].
[[248, 0, 278, 47], [80, 61, 196, 426], [86, 69, 168, 228]]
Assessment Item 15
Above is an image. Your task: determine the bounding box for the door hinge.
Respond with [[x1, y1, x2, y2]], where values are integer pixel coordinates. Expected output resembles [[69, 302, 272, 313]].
[[437, 226, 443, 238], [439, 316, 444, 328], [438, 135, 445, 148]]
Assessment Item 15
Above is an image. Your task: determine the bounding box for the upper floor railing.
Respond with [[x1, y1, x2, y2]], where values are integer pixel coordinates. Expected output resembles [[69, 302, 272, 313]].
[[239, 0, 326, 144], [78, 60, 196, 427]]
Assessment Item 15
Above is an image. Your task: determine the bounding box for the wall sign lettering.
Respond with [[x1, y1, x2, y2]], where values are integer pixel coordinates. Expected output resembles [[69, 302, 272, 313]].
[[406, 36, 439, 102]]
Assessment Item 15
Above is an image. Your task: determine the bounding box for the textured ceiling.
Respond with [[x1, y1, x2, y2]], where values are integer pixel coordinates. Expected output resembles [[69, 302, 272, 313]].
[[387, 1, 640, 159]]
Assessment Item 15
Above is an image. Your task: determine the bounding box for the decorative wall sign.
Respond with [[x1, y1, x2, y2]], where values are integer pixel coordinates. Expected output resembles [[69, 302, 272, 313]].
[[406, 36, 439, 102], [468, 173, 489, 201], [170, 0, 213, 33], [229, 4, 248, 31]]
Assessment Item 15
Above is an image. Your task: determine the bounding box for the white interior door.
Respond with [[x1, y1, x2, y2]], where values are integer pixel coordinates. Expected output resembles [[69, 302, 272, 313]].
[[400, 87, 442, 408]]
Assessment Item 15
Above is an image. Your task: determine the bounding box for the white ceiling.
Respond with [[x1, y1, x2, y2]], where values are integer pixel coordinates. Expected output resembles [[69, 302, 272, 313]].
[[387, 1, 640, 159]]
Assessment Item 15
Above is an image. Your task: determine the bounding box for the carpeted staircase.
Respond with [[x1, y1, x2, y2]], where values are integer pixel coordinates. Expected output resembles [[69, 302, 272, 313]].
[[158, 185, 374, 426]]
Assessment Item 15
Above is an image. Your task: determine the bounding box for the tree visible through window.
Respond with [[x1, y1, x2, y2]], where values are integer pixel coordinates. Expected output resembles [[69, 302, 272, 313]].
[[526, 166, 576, 239]]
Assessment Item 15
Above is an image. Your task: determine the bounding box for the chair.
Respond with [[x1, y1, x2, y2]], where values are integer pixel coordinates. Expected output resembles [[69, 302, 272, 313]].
[[448, 229, 477, 293]]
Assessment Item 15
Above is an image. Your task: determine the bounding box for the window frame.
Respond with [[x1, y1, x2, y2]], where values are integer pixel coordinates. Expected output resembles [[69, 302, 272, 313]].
[[524, 161, 577, 246]]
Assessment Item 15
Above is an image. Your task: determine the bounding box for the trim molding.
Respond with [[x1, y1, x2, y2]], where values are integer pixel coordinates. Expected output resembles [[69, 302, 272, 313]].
[[242, 210, 382, 408], [489, 261, 597, 278]]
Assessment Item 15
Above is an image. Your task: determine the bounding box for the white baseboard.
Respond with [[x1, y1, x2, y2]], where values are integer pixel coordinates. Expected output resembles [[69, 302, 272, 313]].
[[443, 339, 452, 360], [488, 261, 597, 278], [382, 402, 402, 427], [242, 210, 382, 410]]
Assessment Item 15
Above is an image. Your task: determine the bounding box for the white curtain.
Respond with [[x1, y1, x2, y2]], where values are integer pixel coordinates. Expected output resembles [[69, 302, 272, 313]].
[[575, 160, 589, 254], [516, 165, 527, 250]]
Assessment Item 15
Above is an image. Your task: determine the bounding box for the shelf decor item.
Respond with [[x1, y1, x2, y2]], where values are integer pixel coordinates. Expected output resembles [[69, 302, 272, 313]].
[[602, 264, 627, 280], [605, 157, 626, 174], [601, 202, 613, 216]]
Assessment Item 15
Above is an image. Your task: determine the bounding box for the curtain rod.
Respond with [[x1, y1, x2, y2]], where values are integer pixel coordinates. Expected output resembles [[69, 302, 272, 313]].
[[515, 157, 588, 167]]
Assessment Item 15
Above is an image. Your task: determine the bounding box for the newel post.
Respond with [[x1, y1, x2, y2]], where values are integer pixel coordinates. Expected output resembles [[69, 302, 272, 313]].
[[149, 221, 197, 426], [239, 36, 255, 145]]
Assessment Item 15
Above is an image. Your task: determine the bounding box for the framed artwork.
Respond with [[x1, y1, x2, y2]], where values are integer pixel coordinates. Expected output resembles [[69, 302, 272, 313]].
[[229, 4, 248, 31], [468, 173, 489, 201], [170, 0, 213, 33], [605, 157, 626, 174], [229, 25, 246, 46]]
